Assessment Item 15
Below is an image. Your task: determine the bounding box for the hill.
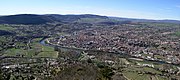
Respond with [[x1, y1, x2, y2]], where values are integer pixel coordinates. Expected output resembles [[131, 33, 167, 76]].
[[0, 14, 179, 24], [109, 17, 180, 24], [46, 14, 108, 22], [0, 14, 53, 24], [0, 14, 108, 24]]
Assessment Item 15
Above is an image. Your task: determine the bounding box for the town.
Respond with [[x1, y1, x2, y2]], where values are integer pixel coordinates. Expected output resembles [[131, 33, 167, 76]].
[[48, 23, 180, 65]]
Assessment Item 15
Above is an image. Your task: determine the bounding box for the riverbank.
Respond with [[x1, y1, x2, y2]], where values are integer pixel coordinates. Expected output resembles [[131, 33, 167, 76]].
[[40, 38, 180, 67]]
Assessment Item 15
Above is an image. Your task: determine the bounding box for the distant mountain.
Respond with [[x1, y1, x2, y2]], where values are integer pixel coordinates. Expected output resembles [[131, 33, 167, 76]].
[[46, 14, 108, 22], [109, 17, 180, 24], [0, 14, 108, 24], [0, 14, 179, 24], [0, 14, 53, 24]]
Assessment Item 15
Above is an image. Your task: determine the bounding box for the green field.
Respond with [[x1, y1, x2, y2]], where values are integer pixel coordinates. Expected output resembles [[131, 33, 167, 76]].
[[173, 31, 180, 37], [123, 72, 168, 80], [3, 38, 58, 58], [37, 51, 58, 58], [3, 48, 27, 56], [0, 25, 15, 30], [122, 59, 176, 80], [123, 66, 168, 80]]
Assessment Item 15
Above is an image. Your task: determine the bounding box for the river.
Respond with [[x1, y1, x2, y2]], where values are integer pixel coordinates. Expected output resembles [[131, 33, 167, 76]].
[[39, 38, 180, 67]]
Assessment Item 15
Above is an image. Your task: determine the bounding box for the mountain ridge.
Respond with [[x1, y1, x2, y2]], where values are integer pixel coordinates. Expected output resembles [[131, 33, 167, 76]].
[[109, 17, 180, 24], [0, 14, 179, 24]]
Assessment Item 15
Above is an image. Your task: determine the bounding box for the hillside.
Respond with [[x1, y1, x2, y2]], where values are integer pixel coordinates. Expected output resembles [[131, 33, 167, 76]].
[[0, 14, 108, 24], [0, 14, 53, 24], [0, 14, 179, 25], [109, 17, 180, 24]]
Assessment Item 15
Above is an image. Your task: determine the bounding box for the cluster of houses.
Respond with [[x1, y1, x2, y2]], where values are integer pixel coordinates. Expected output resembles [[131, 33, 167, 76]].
[[49, 24, 180, 65]]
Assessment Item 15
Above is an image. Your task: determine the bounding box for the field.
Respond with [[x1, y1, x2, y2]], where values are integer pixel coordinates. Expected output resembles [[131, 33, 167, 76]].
[[174, 31, 180, 37], [123, 71, 168, 80], [0, 25, 15, 30], [121, 58, 180, 80], [3, 38, 58, 58]]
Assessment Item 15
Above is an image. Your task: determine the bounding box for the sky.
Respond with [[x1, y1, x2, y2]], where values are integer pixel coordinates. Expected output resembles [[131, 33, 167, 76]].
[[0, 0, 180, 20]]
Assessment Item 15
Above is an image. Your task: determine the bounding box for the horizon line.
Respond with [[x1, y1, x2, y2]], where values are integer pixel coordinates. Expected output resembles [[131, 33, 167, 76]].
[[0, 13, 180, 21]]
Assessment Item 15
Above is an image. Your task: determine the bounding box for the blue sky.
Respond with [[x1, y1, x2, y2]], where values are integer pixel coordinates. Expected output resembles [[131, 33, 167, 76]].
[[0, 0, 180, 20]]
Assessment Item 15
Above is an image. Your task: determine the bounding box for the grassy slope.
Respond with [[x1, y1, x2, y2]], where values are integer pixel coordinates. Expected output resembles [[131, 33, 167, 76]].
[[173, 31, 180, 37], [3, 38, 58, 58], [0, 25, 15, 31]]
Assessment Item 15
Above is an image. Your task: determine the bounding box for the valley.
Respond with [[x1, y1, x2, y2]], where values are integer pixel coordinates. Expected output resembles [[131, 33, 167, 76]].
[[0, 14, 180, 80]]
